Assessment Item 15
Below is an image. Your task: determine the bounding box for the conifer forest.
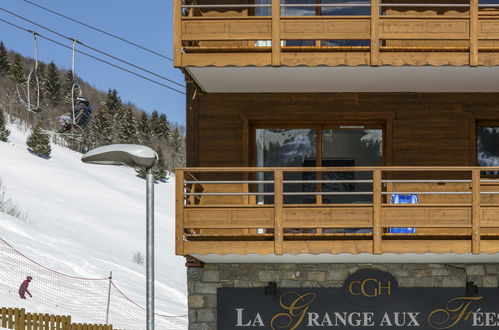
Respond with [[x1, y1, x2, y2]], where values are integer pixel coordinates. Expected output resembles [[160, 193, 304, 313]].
[[0, 41, 185, 181]]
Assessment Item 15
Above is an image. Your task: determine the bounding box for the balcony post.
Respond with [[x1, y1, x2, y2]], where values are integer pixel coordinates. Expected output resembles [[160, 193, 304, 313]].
[[472, 169, 481, 254], [272, 0, 281, 66], [470, 0, 479, 67], [274, 170, 284, 255], [370, 0, 380, 66], [373, 169, 382, 254], [173, 0, 182, 67], [175, 169, 185, 255]]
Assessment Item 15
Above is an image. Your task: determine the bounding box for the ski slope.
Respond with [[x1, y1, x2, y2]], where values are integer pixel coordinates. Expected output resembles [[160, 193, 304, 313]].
[[0, 123, 187, 325]]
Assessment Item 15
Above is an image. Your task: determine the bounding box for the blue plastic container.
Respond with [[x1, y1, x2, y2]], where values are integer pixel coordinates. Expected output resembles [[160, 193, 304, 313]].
[[389, 194, 418, 234]]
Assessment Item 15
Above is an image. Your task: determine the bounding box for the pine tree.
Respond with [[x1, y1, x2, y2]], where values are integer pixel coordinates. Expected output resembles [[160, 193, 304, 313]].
[[26, 122, 51, 157], [62, 70, 79, 105], [137, 112, 151, 143], [9, 54, 26, 84], [158, 114, 172, 140], [149, 110, 160, 137], [0, 42, 10, 76], [0, 108, 10, 141], [88, 108, 113, 148], [44, 62, 61, 106], [118, 108, 138, 144], [103, 89, 124, 120]]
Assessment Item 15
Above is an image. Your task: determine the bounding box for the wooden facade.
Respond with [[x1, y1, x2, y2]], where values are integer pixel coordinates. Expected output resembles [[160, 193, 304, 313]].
[[174, 1, 499, 257]]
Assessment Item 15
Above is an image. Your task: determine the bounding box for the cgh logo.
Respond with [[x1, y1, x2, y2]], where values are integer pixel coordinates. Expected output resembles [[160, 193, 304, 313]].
[[343, 269, 399, 307]]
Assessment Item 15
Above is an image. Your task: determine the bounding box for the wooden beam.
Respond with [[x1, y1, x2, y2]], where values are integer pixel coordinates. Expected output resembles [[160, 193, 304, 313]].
[[272, 0, 281, 66], [470, 0, 479, 66], [373, 169, 382, 254], [472, 169, 481, 254], [175, 169, 185, 255], [274, 170, 284, 254], [173, 0, 182, 67], [370, 0, 380, 66]]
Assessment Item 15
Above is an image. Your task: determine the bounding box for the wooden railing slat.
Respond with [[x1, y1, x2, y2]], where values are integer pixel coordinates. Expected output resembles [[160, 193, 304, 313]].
[[274, 170, 284, 255], [373, 169, 382, 254], [472, 169, 481, 254]]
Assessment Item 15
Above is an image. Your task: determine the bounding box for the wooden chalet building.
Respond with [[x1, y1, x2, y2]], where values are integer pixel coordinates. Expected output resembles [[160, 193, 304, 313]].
[[173, 0, 499, 329]]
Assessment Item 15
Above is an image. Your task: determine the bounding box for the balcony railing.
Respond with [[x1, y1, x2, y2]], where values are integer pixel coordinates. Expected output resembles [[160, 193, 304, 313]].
[[174, 0, 499, 67], [175, 167, 499, 256]]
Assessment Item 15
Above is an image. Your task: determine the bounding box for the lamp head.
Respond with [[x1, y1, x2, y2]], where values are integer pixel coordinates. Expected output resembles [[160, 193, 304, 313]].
[[82, 144, 158, 170]]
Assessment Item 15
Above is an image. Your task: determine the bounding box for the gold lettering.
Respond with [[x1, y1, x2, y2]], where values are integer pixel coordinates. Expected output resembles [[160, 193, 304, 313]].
[[428, 296, 483, 329], [360, 278, 378, 297], [349, 281, 362, 296], [378, 281, 391, 296], [271, 291, 316, 330]]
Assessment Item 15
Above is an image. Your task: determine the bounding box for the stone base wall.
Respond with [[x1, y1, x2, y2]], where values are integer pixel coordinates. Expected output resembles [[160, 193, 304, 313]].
[[187, 263, 499, 330]]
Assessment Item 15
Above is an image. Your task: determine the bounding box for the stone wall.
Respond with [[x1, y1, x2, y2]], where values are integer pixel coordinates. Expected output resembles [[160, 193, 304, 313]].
[[187, 263, 499, 330]]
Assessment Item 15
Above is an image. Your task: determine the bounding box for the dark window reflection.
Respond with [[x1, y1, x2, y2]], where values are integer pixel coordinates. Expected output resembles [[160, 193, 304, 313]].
[[477, 126, 499, 175]]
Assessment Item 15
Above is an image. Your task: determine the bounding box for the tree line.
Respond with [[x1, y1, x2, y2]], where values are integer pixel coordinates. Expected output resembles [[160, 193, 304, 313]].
[[0, 41, 185, 180]]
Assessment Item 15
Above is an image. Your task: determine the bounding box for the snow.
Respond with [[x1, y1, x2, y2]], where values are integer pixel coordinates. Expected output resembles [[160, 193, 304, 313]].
[[0, 122, 187, 329]]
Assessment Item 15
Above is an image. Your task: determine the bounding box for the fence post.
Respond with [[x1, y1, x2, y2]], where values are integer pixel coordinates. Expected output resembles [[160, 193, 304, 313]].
[[274, 170, 284, 255], [14, 308, 25, 330], [106, 271, 112, 325], [472, 169, 481, 254], [373, 169, 382, 254]]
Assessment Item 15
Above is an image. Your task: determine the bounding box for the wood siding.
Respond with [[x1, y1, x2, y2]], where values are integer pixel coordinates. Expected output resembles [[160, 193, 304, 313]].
[[187, 88, 499, 168]]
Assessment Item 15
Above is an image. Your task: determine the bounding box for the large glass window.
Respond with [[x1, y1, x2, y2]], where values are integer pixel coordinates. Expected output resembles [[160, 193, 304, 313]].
[[477, 126, 499, 174], [322, 129, 382, 203], [255, 126, 383, 204], [256, 129, 317, 204]]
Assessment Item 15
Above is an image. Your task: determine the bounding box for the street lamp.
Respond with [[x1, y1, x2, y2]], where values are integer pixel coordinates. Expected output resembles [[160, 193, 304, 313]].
[[81, 144, 158, 330]]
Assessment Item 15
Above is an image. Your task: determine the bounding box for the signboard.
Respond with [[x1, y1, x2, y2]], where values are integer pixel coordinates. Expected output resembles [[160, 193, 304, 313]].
[[218, 269, 499, 329]]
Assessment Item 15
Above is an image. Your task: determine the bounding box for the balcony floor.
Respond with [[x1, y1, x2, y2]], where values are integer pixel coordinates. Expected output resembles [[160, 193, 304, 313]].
[[187, 66, 499, 93], [191, 252, 499, 264]]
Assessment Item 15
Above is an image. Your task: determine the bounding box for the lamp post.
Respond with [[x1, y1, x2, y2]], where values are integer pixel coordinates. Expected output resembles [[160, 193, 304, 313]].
[[81, 144, 158, 330]]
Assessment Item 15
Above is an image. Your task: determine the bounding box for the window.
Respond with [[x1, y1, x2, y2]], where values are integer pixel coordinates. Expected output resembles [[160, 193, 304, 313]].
[[477, 125, 499, 174], [254, 125, 384, 204]]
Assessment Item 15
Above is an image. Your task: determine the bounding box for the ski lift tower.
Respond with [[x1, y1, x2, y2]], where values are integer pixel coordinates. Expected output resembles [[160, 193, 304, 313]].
[[81, 144, 158, 330]]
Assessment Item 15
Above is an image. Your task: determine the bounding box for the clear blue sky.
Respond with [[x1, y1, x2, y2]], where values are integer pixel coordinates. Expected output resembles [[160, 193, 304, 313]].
[[0, 0, 186, 125]]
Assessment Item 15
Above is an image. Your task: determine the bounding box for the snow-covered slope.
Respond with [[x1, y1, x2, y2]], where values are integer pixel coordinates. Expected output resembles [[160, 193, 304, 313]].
[[0, 122, 187, 327]]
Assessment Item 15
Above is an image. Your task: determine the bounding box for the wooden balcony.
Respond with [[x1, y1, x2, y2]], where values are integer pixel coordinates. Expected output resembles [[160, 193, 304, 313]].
[[173, 0, 499, 67], [175, 167, 499, 257]]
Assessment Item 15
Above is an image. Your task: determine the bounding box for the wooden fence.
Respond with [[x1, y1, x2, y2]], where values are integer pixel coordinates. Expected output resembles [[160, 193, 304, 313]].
[[0, 308, 112, 330]]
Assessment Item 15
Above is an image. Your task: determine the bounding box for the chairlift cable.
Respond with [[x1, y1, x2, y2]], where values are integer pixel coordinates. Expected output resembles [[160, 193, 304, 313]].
[[22, 0, 175, 62], [0, 18, 186, 95], [0, 7, 185, 88]]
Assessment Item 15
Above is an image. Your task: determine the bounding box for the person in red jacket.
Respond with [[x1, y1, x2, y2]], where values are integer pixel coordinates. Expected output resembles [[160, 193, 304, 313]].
[[18, 276, 32, 299]]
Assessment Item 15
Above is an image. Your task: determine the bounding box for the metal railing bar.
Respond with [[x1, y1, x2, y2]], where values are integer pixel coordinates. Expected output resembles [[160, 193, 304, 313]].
[[382, 191, 472, 195], [184, 180, 274, 184], [182, 4, 272, 8], [284, 180, 373, 184], [283, 191, 373, 195], [281, 3, 371, 7], [185, 192, 274, 196], [478, 4, 499, 7], [480, 192, 499, 195], [481, 179, 499, 183], [383, 180, 471, 183], [380, 3, 470, 7]]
